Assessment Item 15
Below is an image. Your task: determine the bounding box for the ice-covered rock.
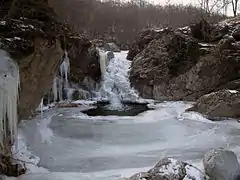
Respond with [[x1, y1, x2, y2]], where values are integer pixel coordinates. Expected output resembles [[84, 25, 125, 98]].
[[203, 149, 240, 180], [128, 157, 207, 180]]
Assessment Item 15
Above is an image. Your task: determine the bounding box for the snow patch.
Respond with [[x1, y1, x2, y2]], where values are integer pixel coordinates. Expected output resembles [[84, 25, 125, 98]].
[[226, 89, 239, 94], [183, 164, 206, 180], [0, 21, 6, 26]]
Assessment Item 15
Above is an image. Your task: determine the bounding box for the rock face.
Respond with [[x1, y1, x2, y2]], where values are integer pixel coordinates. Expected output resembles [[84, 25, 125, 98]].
[[0, 0, 67, 119], [188, 90, 240, 120], [203, 149, 240, 180], [0, 0, 100, 119], [128, 157, 207, 180], [67, 36, 101, 89], [129, 17, 240, 102], [127, 29, 168, 60]]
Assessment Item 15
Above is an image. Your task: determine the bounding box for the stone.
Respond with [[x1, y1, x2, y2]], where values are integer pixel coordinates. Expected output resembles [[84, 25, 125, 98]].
[[129, 172, 149, 180], [232, 26, 240, 41], [127, 157, 207, 180], [203, 149, 240, 180], [188, 89, 240, 120]]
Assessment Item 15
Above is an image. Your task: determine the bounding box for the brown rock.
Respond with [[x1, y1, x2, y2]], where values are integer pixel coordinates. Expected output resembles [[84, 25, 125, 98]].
[[130, 30, 200, 99], [127, 28, 171, 60], [190, 19, 212, 41], [67, 36, 101, 87], [129, 18, 240, 102], [19, 38, 63, 119], [188, 90, 240, 120]]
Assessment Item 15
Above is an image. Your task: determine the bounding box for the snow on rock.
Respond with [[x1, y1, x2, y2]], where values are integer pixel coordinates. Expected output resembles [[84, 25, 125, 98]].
[[128, 157, 207, 180], [148, 158, 186, 179], [183, 164, 207, 180], [0, 21, 6, 26], [227, 89, 239, 93]]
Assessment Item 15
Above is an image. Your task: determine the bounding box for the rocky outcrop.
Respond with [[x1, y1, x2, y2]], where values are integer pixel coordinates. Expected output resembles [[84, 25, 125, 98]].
[[203, 149, 240, 180], [128, 157, 207, 180], [129, 29, 201, 99], [127, 29, 170, 60], [0, 0, 67, 119], [187, 90, 240, 120], [66, 36, 101, 89], [128, 149, 240, 180], [0, 0, 102, 119], [129, 17, 240, 102]]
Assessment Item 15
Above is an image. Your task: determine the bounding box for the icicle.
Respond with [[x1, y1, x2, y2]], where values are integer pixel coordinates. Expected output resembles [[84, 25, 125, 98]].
[[60, 51, 70, 88], [52, 76, 58, 102], [40, 98, 43, 118], [58, 77, 63, 101], [0, 50, 19, 153]]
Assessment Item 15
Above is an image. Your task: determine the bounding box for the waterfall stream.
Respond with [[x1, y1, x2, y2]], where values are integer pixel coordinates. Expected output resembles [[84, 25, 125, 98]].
[[97, 51, 139, 109]]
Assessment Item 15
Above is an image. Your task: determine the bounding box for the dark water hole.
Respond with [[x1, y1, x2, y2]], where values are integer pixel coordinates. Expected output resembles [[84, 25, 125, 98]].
[[82, 102, 150, 116]]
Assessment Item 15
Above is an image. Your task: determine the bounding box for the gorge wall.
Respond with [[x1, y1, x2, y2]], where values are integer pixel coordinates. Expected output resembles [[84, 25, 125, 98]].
[[129, 18, 240, 120], [0, 0, 101, 120]]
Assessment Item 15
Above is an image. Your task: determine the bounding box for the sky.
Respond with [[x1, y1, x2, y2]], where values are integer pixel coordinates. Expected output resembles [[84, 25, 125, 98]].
[[122, 0, 234, 16]]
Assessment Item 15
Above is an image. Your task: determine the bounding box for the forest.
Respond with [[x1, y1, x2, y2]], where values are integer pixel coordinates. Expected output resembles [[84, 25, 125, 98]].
[[48, 0, 231, 48]]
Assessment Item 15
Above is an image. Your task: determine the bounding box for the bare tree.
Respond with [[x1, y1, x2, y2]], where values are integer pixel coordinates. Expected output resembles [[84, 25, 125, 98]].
[[231, 0, 239, 16]]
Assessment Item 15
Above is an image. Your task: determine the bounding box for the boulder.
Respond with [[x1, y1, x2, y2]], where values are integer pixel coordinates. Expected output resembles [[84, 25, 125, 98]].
[[232, 26, 240, 41], [128, 157, 207, 180], [130, 30, 200, 99], [127, 28, 171, 60], [129, 18, 240, 103], [71, 89, 90, 100], [187, 90, 240, 120], [190, 19, 212, 41], [203, 149, 240, 180], [67, 36, 101, 88]]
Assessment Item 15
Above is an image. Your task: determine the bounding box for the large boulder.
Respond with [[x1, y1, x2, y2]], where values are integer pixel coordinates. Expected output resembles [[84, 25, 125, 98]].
[[203, 149, 240, 180], [130, 30, 200, 99], [187, 90, 240, 120], [128, 157, 207, 180], [129, 18, 240, 102]]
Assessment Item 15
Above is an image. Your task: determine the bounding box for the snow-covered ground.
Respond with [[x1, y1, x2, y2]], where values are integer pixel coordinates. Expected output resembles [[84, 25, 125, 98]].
[[4, 51, 240, 180], [6, 101, 240, 180]]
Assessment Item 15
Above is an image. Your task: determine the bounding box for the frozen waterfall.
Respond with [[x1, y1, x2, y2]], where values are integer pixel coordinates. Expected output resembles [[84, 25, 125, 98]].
[[52, 51, 70, 102], [97, 51, 139, 109], [0, 50, 20, 153], [60, 51, 70, 88]]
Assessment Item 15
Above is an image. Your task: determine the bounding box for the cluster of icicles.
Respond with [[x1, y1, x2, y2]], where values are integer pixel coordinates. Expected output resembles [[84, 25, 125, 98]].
[[0, 50, 19, 153], [52, 51, 70, 102]]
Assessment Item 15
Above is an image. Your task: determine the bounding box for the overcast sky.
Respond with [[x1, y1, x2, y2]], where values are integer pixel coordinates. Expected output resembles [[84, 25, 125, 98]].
[[123, 0, 233, 16]]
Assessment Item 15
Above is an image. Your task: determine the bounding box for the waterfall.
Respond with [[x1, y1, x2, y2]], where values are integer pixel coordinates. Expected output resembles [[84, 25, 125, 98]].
[[98, 51, 139, 109], [0, 50, 19, 153], [98, 49, 107, 77]]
